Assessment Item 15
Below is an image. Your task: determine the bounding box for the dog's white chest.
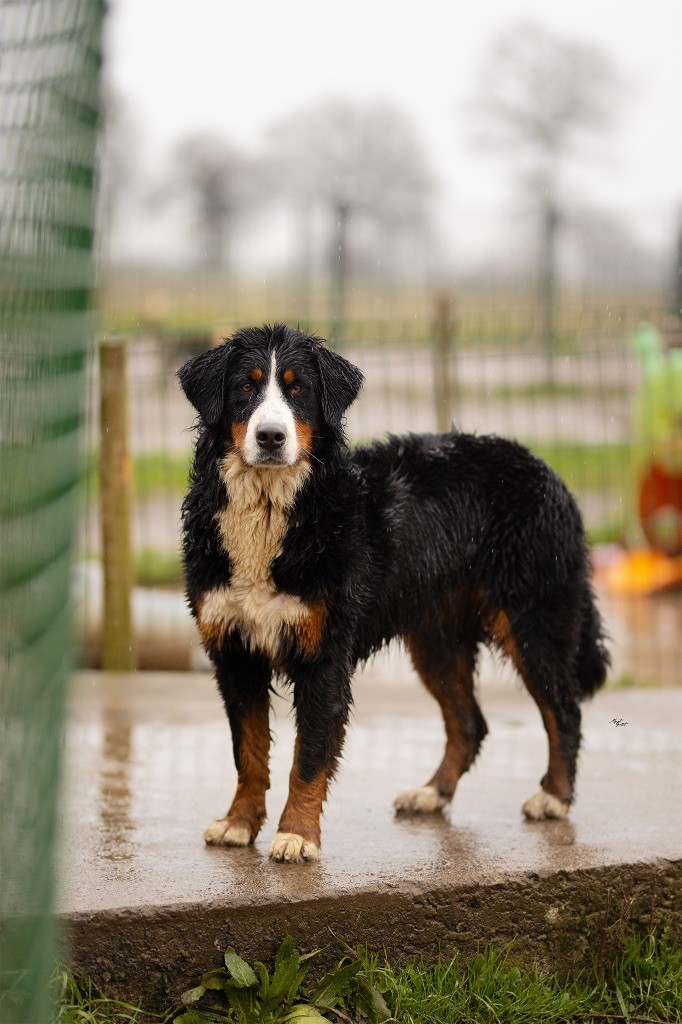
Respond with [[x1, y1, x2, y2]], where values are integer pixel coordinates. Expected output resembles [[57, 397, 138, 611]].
[[197, 455, 314, 659]]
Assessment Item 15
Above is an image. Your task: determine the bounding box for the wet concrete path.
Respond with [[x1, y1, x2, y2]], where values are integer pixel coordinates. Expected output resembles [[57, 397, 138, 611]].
[[58, 669, 681, 1007]]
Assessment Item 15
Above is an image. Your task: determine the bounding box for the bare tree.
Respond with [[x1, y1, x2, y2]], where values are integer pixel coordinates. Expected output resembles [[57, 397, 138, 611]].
[[161, 134, 263, 274], [268, 99, 434, 338], [567, 205, 663, 292], [470, 22, 624, 359], [674, 206, 682, 318], [96, 88, 140, 267]]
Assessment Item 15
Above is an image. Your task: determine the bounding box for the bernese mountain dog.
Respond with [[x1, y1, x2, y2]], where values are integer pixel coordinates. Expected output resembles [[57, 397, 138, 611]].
[[179, 323, 609, 864]]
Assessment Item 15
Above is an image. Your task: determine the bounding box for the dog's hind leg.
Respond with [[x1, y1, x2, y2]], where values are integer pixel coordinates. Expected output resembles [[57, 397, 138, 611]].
[[204, 647, 271, 847], [394, 600, 487, 814], [490, 608, 581, 820]]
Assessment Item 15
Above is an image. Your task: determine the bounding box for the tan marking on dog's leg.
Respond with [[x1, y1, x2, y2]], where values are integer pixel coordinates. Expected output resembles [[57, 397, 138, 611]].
[[397, 602, 485, 812], [270, 740, 326, 863], [204, 701, 270, 846], [533, 702, 574, 804], [290, 601, 326, 658], [196, 595, 228, 652], [489, 609, 577, 811]]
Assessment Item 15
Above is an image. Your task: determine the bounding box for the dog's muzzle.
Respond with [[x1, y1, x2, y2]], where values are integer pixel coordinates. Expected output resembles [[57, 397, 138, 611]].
[[255, 422, 287, 462]]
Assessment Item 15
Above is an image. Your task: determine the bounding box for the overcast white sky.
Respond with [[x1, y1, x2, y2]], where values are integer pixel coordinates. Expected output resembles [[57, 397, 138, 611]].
[[104, 0, 681, 266]]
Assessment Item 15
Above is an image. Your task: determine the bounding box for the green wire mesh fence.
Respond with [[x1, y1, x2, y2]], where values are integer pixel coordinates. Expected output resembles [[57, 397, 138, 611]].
[[0, 2, 104, 1021]]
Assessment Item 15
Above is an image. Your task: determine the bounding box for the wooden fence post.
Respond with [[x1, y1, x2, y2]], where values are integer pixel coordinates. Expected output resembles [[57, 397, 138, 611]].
[[99, 338, 135, 670], [432, 293, 457, 432]]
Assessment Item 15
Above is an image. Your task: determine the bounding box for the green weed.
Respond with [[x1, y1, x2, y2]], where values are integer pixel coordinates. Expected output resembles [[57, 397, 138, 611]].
[[174, 937, 390, 1024]]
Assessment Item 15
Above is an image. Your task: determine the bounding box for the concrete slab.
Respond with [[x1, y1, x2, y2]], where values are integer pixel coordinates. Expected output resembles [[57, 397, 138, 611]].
[[58, 669, 682, 1009]]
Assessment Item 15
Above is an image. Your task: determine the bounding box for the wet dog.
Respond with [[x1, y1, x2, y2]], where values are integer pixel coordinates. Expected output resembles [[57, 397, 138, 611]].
[[179, 324, 609, 863]]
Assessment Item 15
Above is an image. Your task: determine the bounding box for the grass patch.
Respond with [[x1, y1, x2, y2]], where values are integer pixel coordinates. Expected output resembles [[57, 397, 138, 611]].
[[52, 971, 165, 1023], [135, 548, 183, 588], [85, 444, 638, 560], [123, 444, 638, 501], [83, 441, 641, 552], [608, 672, 654, 690], [54, 931, 681, 1023], [369, 932, 682, 1023], [531, 442, 637, 495], [469, 381, 629, 401], [132, 453, 192, 496], [391, 382, 631, 403], [586, 521, 628, 546], [79, 453, 192, 501]]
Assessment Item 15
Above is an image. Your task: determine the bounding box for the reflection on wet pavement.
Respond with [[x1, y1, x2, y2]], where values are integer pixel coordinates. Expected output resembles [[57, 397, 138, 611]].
[[58, 671, 682, 914], [98, 713, 133, 861]]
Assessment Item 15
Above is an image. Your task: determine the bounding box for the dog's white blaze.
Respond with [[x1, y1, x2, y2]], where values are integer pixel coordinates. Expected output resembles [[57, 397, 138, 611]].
[[243, 351, 298, 466], [198, 452, 313, 659]]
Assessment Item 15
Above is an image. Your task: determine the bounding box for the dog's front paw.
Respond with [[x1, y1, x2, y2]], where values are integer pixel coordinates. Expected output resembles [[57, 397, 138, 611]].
[[393, 785, 449, 813], [268, 832, 320, 863], [203, 818, 252, 846], [522, 791, 570, 820]]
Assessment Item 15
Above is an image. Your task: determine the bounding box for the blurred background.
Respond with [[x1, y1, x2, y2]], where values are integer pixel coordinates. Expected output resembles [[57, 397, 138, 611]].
[[80, 0, 681, 682]]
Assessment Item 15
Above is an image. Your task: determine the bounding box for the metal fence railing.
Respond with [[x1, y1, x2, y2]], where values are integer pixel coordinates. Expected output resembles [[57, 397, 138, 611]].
[[74, 308, 681, 686]]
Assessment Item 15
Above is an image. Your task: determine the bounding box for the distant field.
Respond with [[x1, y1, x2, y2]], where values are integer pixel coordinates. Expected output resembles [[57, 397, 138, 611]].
[[98, 272, 666, 348]]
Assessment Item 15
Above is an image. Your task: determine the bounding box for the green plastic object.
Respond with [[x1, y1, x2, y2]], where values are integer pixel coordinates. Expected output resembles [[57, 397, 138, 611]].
[[633, 322, 682, 454], [0, 3, 104, 1022]]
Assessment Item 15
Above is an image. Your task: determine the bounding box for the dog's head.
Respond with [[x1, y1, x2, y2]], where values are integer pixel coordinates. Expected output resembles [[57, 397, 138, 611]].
[[178, 324, 363, 467]]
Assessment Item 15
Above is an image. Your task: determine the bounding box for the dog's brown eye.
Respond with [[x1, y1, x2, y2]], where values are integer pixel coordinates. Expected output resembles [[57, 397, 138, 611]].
[[241, 383, 252, 393], [291, 385, 302, 395]]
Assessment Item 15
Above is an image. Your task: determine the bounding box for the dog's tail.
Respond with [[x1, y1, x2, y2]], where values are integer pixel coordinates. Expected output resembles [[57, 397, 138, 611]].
[[574, 582, 610, 699]]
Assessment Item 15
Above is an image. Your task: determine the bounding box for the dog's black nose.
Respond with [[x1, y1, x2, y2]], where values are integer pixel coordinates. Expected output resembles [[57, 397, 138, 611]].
[[256, 425, 286, 452]]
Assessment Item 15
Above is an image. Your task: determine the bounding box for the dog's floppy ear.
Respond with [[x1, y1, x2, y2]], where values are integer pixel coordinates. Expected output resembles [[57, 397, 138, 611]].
[[316, 344, 364, 428], [177, 344, 233, 426]]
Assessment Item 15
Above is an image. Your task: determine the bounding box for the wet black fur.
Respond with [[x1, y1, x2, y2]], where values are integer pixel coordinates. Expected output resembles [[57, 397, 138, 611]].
[[180, 324, 609, 809]]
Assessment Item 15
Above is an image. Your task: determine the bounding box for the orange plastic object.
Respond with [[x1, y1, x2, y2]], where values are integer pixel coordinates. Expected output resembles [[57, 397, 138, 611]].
[[597, 548, 682, 596], [639, 462, 682, 556]]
